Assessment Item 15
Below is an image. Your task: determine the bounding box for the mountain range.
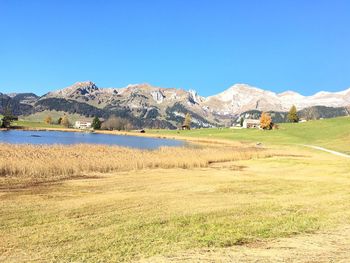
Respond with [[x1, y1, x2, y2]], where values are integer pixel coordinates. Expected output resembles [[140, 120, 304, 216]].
[[1, 81, 350, 128]]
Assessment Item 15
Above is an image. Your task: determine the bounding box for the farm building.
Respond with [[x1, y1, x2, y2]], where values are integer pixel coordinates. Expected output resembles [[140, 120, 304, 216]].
[[74, 121, 92, 129], [242, 119, 260, 129]]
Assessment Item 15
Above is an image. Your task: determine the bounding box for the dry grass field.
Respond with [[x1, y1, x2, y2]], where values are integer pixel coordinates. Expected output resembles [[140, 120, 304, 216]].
[[0, 143, 270, 189], [1, 142, 350, 262]]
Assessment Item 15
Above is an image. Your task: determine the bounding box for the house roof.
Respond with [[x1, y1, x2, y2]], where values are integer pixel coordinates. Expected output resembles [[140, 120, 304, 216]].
[[244, 119, 260, 123], [75, 120, 92, 124]]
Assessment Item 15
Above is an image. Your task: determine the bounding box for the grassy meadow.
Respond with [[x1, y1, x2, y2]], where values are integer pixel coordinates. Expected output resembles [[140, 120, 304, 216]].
[[19, 110, 90, 125], [1, 146, 350, 262], [147, 117, 350, 153], [11, 120, 64, 129], [1, 117, 350, 262]]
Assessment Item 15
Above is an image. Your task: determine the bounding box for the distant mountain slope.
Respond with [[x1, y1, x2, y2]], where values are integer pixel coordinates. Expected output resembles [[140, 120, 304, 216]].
[[0, 92, 37, 116], [24, 81, 217, 128], [298, 105, 350, 120], [1, 81, 350, 128], [236, 106, 350, 124]]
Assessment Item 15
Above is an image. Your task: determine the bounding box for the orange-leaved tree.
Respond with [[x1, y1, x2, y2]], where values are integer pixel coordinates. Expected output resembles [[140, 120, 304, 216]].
[[44, 115, 52, 125], [260, 112, 272, 130]]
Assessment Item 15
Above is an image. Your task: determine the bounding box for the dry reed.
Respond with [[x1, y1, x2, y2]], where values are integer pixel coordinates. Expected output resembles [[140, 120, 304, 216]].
[[0, 143, 270, 188]]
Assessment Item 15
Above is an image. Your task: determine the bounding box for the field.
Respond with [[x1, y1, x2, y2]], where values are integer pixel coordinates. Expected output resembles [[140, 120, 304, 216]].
[[1, 118, 350, 262], [11, 120, 64, 129], [0, 143, 269, 188], [19, 110, 89, 124], [147, 117, 350, 154], [11, 110, 89, 130]]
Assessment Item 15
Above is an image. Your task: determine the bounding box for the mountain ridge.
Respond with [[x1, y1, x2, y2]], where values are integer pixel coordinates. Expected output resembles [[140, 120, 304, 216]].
[[2, 81, 350, 128], [29, 81, 350, 100]]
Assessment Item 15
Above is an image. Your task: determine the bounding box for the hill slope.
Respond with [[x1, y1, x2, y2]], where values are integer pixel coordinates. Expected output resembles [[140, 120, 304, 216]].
[[148, 117, 350, 154], [236, 106, 350, 124]]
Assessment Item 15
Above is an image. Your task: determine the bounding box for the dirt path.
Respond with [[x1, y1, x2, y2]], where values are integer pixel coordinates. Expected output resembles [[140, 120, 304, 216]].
[[303, 145, 350, 159], [139, 226, 350, 262]]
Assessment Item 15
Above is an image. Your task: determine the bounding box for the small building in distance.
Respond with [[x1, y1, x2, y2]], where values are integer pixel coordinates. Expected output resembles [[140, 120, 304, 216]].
[[74, 120, 92, 129], [242, 119, 260, 129]]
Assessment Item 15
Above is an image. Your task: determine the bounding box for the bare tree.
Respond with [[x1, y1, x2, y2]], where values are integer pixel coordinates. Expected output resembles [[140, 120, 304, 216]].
[[61, 115, 70, 128], [101, 116, 132, 131]]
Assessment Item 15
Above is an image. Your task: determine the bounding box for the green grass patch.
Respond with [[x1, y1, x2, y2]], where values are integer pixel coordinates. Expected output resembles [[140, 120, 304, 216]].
[[147, 117, 350, 153], [12, 120, 65, 129]]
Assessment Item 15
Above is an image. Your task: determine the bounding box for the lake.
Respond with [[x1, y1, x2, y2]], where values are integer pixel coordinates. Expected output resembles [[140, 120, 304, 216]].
[[0, 130, 185, 149]]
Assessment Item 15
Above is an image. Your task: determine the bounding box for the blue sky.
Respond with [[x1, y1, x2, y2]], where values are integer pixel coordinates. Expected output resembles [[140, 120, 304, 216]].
[[1, 0, 350, 96]]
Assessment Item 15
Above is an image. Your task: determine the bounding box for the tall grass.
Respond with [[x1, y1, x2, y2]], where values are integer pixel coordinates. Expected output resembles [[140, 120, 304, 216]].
[[0, 143, 270, 188]]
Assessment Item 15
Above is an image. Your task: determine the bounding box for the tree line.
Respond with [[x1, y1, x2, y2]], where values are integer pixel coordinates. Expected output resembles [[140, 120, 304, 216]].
[[41, 112, 194, 131], [259, 105, 299, 130], [2, 104, 297, 131], [42, 114, 133, 130]]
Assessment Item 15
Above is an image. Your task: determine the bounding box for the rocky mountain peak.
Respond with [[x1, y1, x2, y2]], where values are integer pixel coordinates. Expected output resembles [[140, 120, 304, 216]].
[[278, 90, 302, 97], [47, 81, 99, 97], [188, 89, 204, 104], [6, 93, 18, 98], [208, 84, 265, 102], [70, 81, 99, 94], [73, 81, 96, 87], [231, 83, 262, 91]]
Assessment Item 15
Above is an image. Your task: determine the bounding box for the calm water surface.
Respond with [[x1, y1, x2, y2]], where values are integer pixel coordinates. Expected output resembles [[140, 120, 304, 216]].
[[0, 130, 185, 149]]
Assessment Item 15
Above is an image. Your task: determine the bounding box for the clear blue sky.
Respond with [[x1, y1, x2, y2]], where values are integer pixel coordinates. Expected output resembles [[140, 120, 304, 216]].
[[1, 0, 350, 96]]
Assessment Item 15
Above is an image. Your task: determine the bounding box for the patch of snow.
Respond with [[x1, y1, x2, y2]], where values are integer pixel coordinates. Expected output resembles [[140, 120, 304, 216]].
[[188, 89, 202, 104], [150, 90, 165, 104], [173, 111, 185, 117]]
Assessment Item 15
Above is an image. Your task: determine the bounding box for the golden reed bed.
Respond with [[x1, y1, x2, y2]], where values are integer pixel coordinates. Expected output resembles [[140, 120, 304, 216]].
[[0, 143, 271, 188]]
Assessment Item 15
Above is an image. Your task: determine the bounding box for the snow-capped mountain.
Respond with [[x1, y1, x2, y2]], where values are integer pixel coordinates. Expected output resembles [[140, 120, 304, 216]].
[[2, 81, 350, 128], [205, 84, 285, 114], [205, 83, 350, 114]]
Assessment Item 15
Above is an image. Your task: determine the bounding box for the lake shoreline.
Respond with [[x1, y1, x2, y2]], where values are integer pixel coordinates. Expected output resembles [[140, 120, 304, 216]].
[[0, 129, 186, 149], [7, 125, 243, 147]]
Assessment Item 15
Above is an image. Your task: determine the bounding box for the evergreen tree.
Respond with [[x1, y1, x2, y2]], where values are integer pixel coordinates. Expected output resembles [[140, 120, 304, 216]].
[[287, 105, 299, 123], [1, 106, 16, 128], [92, 116, 101, 130], [183, 113, 192, 130], [240, 117, 244, 127]]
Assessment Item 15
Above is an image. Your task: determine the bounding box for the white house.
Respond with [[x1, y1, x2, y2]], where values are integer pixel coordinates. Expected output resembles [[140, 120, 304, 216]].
[[74, 121, 92, 129], [242, 119, 260, 129]]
